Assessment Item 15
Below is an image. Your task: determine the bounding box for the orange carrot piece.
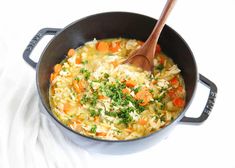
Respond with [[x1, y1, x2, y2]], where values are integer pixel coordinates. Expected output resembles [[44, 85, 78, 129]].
[[168, 90, 176, 99], [68, 119, 81, 128], [96, 132, 107, 136], [67, 48, 75, 57], [50, 85, 55, 95], [125, 80, 136, 88], [139, 119, 147, 125], [173, 97, 185, 107], [54, 64, 62, 73], [135, 88, 152, 106], [73, 80, 85, 93], [177, 86, 183, 92], [73, 80, 80, 93], [50, 73, 55, 83], [76, 57, 82, 64], [63, 103, 71, 113], [78, 80, 85, 92], [151, 80, 158, 85], [122, 88, 130, 94], [170, 77, 179, 86], [110, 60, 119, 68], [50, 72, 59, 83], [125, 128, 133, 133], [96, 41, 109, 52], [139, 101, 149, 106], [109, 41, 120, 53], [74, 120, 81, 125], [94, 116, 99, 122], [98, 95, 107, 99], [77, 96, 81, 106], [158, 55, 165, 64]]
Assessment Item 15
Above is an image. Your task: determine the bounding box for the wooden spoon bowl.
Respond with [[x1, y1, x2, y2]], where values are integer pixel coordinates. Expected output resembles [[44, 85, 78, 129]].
[[123, 0, 176, 72]]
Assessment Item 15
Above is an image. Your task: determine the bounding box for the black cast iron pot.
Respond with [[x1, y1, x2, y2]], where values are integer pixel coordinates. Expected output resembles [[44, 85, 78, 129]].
[[23, 12, 217, 153]]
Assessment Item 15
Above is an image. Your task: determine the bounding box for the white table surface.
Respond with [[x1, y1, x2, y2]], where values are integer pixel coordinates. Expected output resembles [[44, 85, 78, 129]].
[[0, 0, 234, 168]]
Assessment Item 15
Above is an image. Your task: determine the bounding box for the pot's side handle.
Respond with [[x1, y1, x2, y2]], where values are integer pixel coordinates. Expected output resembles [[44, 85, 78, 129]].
[[180, 74, 217, 123], [23, 28, 61, 69]]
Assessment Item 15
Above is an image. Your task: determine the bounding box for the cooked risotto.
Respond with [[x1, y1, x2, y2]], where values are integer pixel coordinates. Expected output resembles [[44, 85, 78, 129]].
[[49, 38, 186, 140]]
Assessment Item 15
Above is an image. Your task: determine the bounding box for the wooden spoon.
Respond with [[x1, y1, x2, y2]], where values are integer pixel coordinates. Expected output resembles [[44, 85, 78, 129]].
[[123, 0, 176, 72]]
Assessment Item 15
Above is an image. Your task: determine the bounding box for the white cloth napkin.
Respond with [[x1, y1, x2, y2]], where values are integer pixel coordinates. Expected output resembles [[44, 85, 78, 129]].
[[0, 40, 91, 168]]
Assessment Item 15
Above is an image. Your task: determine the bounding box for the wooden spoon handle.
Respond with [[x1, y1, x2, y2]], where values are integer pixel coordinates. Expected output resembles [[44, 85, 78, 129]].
[[149, 0, 176, 41], [144, 0, 176, 61]]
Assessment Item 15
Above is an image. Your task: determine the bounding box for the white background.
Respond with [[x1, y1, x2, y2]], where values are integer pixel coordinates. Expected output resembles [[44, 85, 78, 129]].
[[0, 0, 235, 168]]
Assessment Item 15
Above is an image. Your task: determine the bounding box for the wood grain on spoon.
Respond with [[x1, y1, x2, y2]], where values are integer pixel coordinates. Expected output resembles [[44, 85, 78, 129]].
[[123, 0, 176, 72]]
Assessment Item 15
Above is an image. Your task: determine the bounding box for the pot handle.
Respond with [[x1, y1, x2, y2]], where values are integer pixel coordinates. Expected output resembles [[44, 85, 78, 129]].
[[180, 74, 217, 123], [23, 28, 61, 69]]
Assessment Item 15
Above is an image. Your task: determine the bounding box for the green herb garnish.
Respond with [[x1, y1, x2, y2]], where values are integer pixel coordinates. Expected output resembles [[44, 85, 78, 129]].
[[104, 73, 109, 79], [118, 107, 134, 125], [155, 64, 164, 71], [160, 115, 166, 122], [90, 125, 97, 133], [89, 108, 102, 117], [80, 68, 91, 80], [82, 60, 88, 64], [105, 111, 117, 117], [133, 86, 141, 93], [90, 91, 98, 106], [80, 94, 90, 104]]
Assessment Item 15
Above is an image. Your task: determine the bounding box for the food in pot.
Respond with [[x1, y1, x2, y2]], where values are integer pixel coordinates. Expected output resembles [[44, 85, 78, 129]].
[[49, 38, 186, 140]]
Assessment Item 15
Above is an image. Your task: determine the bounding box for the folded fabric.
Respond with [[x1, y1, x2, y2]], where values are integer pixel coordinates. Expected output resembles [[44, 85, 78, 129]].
[[0, 50, 91, 168]]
